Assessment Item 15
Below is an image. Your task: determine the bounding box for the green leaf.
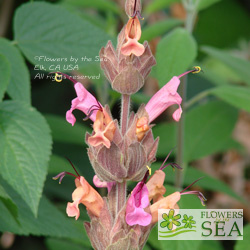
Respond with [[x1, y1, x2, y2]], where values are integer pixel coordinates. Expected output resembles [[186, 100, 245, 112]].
[[211, 86, 250, 113], [0, 38, 30, 104], [197, 0, 221, 11], [0, 181, 90, 247], [235, 224, 250, 250], [140, 19, 183, 42], [156, 28, 197, 87], [46, 238, 91, 250], [201, 46, 250, 86], [184, 101, 238, 161], [45, 114, 90, 146], [198, 239, 223, 250], [14, 2, 114, 70], [61, 0, 121, 15], [0, 184, 18, 222], [0, 101, 52, 216], [0, 54, 10, 101], [153, 101, 238, 161], [145, 0, 181, 14]]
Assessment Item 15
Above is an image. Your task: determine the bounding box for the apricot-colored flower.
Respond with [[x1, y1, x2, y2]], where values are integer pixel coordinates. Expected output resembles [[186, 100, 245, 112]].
[[121, 16, 145, 57], [136, 117, 150, 141], [88, 109, 116, 148], [146, 170, 166, 203], [149, 192, 181, 224], [66, 176, 104, 219]]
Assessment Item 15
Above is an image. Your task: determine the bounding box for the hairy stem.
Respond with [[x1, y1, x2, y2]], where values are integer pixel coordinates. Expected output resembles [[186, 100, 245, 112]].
[[116, 181, 127, 214], [121, 94, 130, 136]]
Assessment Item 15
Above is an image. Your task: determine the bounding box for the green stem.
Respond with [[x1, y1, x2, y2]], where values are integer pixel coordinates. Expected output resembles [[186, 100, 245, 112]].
[[185, 89, 212, 109], [176, 0, 198, 189]]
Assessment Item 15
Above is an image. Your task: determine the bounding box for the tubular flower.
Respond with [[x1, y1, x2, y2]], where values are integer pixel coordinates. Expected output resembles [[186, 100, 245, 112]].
[[121, 16, 145, 57], [66, 81, 103, 125], [52, 72, 103, 125], [126, 181, 152, 226], [67, 176, 104, 220], [136, 117, 150, 141], [88, 109, 116, 148], [145, 67, 201, 123]]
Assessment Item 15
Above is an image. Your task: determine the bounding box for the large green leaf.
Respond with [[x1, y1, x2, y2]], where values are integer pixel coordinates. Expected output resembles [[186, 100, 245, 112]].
[[0, 54, 10, 101], [0, 38, 30, 104], [45, 114, 90, 146], [0, 184, 18, 222], [235, 224, 250, 250], [46, 238, 91, 250], [156, 28, 197, 87], [0, 101, 52, 216], [153, 101, 238, 161], [184, 101, 238, 161], [0, 179, 90, 247], [197, 0, 221, 11], [211, 86, 250, 113], [14, 2, 114, 70], [140, 19, 183, 42], [61, 0, 121, 15], [201, 46, 250, 85], [145, 0, 181, 14]]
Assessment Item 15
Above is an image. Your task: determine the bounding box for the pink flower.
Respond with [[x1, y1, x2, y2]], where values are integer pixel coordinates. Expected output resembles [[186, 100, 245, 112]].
[[145, 67, 201, 123], [93, 175, 115, 192], [145, 76, 182, 123], [121, 16, 145, 57], [126, 182, 152, 226], [66, 176, 104, 220], [66, 82, 102, 125]]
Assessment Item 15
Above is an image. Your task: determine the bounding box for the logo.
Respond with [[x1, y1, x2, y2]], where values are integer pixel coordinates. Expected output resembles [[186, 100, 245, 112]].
[[158, 209, 243, 240]]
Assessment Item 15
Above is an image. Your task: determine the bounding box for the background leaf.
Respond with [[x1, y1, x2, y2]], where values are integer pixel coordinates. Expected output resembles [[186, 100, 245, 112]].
[[45, 114, 90, 146], [140, 19, 183, 42], [0, 38, 30, 104], [211, 86, 250, 112], [201, 46, 250, 85], [0, 184, 18, 222], [156, 28, 197, 87], [235, 224, 250, 250], [0, 101, 52, 216], [0, 54, 10, 101], [0, 177, 90, 247], [145, 0, 181, 14], [154, 101, 238, 161], [61, 0, 121, 15], [197, 0, 221, 11], [14, 2, 114, 70]]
